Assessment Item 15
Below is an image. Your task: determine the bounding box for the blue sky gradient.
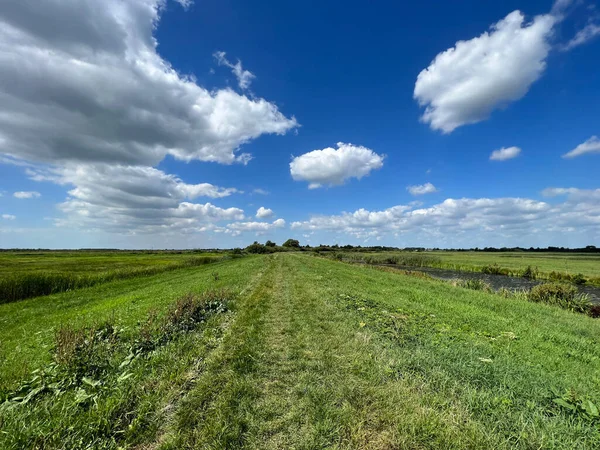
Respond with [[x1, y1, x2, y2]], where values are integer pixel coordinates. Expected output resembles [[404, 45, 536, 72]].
[[0, 0, 599, 248]]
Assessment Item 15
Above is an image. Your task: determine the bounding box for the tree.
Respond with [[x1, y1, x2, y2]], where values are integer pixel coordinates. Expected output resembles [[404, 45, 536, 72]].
[[282, 239, 300, 248], [265, 240, 277, 247], [246, 241, 268, 254]]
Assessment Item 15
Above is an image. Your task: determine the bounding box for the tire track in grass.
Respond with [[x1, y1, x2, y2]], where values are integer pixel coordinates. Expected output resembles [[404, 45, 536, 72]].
[[248, 254, 493, 449], [164, 254, 493, 449], [157, 256, 278, 449]]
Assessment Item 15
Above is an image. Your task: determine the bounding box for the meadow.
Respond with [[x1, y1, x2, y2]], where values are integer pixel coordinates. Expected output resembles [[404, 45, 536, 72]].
[[0, 250, 224, 303], [1, 252, 600, 449], [0, 250, 223, 275], [336, 250, 600, 285]]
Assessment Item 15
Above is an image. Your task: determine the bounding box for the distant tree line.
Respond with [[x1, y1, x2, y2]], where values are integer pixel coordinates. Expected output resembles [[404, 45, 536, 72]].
[[1, 244, 598, 254]]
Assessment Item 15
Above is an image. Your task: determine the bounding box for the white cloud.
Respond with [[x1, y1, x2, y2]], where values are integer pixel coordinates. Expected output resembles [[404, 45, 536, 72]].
[[490, 146, 521, 161], [252, 188, 269, 195], [213, 51, 256, 90], [541, 187, 580, 197], [2, 214, 16, 220], [0, 0, 297, 167], [174, 0, 193, 9], [562, 136, 600, 158], [551, 0, 573, 16], [227, 218, 286, 236], [256, 206, 274, 219], [291, 190, 600, 243], [414, 11, 555, 133], [407, 183, 438, 196], [34, 164, 245, 233], [561, 23, 600, 50], [0, 0, 298, 235], [13, 191, 41, 199], [290, 142, 384, 189]]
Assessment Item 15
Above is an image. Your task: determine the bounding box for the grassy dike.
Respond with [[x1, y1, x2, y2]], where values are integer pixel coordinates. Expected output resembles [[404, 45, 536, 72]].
[[1, 253, 600, 449]]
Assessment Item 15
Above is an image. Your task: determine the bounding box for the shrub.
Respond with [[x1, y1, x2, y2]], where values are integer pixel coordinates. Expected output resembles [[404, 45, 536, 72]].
[[521, 265, 539, 279], [453, 279, 493, 293], [527, 283, 591, 314], [528, 283, 577, 303], [55, 322, 119, 379], [245, 242, 269, 254], [572, 273, 587, 285], [480, 264, 510, 276], [282, 239, 300, 248], [135, 290, 233, 352], [332, 252, 344, 261]]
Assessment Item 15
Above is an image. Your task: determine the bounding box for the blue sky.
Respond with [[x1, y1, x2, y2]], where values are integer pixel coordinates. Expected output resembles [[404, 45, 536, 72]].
[[0, 0, 599, 248]]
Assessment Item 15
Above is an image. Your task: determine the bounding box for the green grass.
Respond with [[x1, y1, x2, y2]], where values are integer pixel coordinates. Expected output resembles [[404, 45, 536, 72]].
[[428, 251, 600, 277], [0, 253, 224, 303], [0, 250, 220, 275], [338, 250, 600, 285], [2, 254, 600, 448]]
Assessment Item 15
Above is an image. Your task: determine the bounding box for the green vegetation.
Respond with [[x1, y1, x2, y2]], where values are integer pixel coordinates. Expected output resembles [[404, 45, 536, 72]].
[[1, 253, 600, 448], [0, 250, 221, 275], [334, 251, 600, 286], [0, 255, 222, 304], [450, 277, 596, 316]]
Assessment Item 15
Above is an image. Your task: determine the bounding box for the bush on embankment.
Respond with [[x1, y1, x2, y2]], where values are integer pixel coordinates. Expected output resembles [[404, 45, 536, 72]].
[[456, 280, 596, 316], [527, 283, 592, 314]]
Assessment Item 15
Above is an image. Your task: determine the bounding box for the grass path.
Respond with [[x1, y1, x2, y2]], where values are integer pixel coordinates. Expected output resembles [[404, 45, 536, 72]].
[[160, 255, 506, 448], [3, 254, 600, 448]]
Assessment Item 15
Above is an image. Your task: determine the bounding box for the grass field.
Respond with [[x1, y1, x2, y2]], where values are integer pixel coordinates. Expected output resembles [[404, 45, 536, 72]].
[[0, 251, 224, 303], [428, 251, 600, 277], [1, 253, 600, 449], [338, 251, 600, 285], [0, 250, 220, 275]]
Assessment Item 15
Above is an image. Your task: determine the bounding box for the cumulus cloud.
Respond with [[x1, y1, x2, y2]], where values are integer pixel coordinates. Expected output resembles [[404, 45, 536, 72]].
[[290, 142, 384, 189], [291, 190, 600, 243], [13, 191, 41, 199], [541, 187, 580, 197], [30, 164, 244, 233], [213, 51, 256, 90], [0, 0, 298, 235], [227, 218, 286, 236], [407, 183, 438, 196], [561, 23, 600, 50], [0, 0, 297, 166], [490, 146, 521, 161], [562, 136, 600, 158], [256, 207, 274, 219], [2, 214, 16, 220], [414, 11, 555, 133]]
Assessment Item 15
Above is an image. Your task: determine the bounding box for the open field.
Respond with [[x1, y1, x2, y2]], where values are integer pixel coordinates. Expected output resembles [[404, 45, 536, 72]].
[[428, 251, 600, 278], [336, 251, 600, 285], [0, 251, 225, 304], [1, 253, 600, 449], [0, 250, 221, 275]]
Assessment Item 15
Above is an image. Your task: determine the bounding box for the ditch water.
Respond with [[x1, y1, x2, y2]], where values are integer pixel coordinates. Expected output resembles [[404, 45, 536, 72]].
[[377, 264, 600, 304]]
